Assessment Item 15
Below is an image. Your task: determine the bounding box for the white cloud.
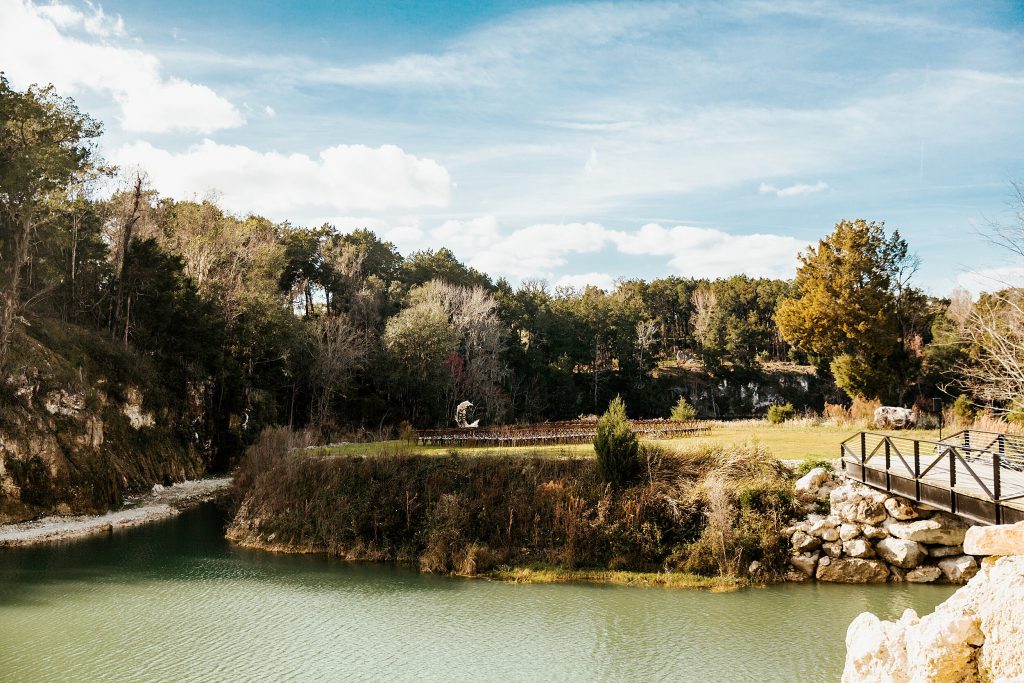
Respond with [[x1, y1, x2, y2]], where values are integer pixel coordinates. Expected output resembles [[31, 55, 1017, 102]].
[[554, 272, 617, 291], [0, 0, 243, 133], [611, 223, 804, 279], [583, 147, 599, 175], [114, 139, 452, 218], [264, 105, 276, 117], [759, 180, 829, 197], [956, 267, 1024, 294], [423, 217, 803, 282]]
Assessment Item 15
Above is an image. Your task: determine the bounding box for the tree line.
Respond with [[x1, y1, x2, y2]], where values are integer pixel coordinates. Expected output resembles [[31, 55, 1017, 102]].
[[2, 76, 1022, 455]]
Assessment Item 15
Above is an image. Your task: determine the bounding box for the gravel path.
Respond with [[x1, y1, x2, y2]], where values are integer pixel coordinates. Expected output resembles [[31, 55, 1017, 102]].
[[0, 476, 233, 547]]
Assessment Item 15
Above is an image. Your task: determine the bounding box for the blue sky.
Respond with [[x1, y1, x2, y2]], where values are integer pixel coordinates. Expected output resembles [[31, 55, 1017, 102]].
[[2, 1, 1023, 293]]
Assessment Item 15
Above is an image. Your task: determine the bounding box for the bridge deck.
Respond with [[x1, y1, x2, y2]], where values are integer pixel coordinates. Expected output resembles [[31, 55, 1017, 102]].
[[841, 430, 1024, 526]]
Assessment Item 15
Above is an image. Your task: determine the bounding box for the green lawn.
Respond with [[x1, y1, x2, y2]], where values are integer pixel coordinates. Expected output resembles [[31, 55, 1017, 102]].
[[318, 420, 944, 462]]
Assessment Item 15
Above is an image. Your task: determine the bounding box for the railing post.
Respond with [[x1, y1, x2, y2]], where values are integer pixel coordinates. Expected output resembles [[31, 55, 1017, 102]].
[[993, 452, 1002, 525], [884, 438, 891, 490], [949, 447, 957, 514], [914, 440, 921, 501], [860, 432, 867, 483]]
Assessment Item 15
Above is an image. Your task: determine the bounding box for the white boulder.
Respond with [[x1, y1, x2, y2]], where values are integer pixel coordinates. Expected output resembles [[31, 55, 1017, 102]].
[[886, 513, 968, 546], [963, 521, 1024, 557], [906, 566, 942, 583], [843, 539, 875, 559], [876, 537, 927, 569], [937, 555, 979, 584]]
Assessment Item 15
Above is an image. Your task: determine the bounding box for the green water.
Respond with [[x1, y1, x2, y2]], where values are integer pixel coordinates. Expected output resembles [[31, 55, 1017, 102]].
[[0, 505, 954, 682]]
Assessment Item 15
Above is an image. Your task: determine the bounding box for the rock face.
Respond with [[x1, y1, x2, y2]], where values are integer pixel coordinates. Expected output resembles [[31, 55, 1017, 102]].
[[786, 473, 984, 584], [842, 554, 1024, 682], [963, 520, 1024, 556], [831, 483, 888, 525], [816, 557, 889, 583], [886, 513, 968, 546], [876, 537, 927, 569], [937, 555, 979, 584]]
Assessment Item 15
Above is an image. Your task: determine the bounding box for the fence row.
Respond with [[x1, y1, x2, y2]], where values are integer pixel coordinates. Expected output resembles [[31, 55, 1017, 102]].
[[415, 419, 711, 447]]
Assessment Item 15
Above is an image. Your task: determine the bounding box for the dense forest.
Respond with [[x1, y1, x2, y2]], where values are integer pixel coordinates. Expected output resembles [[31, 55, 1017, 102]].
[[2, 77, 1022, 467]]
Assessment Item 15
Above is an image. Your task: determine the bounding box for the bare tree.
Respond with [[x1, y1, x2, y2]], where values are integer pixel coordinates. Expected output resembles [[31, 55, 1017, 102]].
[[307, 313, 369, 424], [634, 319, 658, 369], [691, 288, 718, 348], [953, 291, 1024, 414]]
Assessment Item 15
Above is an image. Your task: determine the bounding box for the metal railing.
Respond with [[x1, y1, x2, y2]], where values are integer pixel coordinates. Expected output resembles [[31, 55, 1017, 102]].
[[840, 430, 1024, 526]]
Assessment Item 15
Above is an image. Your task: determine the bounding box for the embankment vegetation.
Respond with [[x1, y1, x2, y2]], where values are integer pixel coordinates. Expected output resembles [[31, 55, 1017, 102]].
[[228, 430, 797, 584]]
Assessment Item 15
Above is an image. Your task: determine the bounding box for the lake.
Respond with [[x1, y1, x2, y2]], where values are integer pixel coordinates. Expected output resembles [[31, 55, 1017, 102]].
[[0, 504, 954, 682]]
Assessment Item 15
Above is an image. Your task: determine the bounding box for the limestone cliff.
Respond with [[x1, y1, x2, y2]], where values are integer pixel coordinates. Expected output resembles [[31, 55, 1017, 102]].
[[0, 324, 212, 523], [842, 521, 1024, 682]]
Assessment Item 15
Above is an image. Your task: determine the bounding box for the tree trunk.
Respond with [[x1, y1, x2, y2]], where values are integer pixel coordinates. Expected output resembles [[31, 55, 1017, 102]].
[[0, 214, 34, 371]]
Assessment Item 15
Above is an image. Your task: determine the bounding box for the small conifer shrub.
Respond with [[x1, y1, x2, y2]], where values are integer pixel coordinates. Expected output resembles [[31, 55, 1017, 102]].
[[594, 396, 639, 487]]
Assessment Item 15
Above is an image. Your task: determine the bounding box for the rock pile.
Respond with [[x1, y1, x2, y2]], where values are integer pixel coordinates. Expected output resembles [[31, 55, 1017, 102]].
[[842, 520, 1024, 682], [786, 468, 979, 584]]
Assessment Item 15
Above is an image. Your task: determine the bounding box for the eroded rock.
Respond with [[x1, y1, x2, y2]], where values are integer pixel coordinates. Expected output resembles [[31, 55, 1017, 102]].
[[816, 557, 890, 583], [876, 537, 927, 569], [963, 521, 1024, 557], [887, 513, 968, 546], [906, 565, 942, 583], [937, 555, 979, 584]]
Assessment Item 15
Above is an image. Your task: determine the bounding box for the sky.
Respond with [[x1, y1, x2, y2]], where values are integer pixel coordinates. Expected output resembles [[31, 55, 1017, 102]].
[[2, 0, 1023, 294]]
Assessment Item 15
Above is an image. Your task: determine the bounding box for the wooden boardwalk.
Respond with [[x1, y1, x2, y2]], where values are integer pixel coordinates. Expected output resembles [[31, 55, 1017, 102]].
[[841, 430, 1024, 526]]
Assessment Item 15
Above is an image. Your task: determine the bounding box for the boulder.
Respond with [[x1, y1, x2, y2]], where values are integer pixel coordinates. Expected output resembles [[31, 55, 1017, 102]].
[[817, 557, 890, 583], [884, 496, 918, 521], [876, 537, 927, 569], [795, 467, 831, 502], [830, 483, 888, 525], [963, 521, 1024, 556], [927, 544, 963, 558], [843, 539, 875, 559], [839, 523, 861, 541], [808, 518, 836, 537], [790, 551, 820, 577], [937, 555, 979, 584], [823, 541, 844, 558], [820, 528, 840, 542], [886, 513, 968, 546], [862, 524, 887, 540], [791, 530, 821, 553], [844, 555, 1024, 682], [906, 565, 942, 583]]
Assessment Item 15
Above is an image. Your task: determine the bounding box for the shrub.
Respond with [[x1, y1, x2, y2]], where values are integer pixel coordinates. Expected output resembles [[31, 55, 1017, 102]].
[[823, 402, 851, 423], [766, 403, 795, 424], [951, 394, 976, 425], [849, 396, 882, 424], [670, 396, 697, 421], [795, 459, 833, 477], [594, 396, 639, 487]]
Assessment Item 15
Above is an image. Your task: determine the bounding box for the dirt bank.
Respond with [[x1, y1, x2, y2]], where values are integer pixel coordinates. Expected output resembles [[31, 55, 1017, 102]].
[[0, 476, 232, 547]]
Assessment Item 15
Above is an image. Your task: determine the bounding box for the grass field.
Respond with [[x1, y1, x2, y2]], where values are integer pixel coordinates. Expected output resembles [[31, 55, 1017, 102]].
[[319, 420, 944, 462]]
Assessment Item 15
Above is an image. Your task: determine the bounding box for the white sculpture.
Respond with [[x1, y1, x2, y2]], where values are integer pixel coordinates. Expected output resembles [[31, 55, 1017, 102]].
[[455, 400, 480, 429]]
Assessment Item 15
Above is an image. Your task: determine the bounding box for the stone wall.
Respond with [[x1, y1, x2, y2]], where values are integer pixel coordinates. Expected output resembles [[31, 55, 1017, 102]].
[[841, 521, 1024, 682], [785, 468, 979, 584]]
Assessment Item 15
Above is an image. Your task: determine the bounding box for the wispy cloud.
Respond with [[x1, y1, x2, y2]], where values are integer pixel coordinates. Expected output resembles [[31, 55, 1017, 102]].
[[759, 180, 829, 198]]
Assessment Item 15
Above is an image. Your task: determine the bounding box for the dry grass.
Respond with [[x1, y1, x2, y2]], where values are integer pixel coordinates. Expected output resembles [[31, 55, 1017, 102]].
[[230, 435, 798, 582], [490, 566, 743, 591]]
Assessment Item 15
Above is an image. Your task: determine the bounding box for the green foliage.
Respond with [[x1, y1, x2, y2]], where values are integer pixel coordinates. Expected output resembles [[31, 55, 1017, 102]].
[[951, 394, 976, 424], [593, 396, 639, 487], [795, 459, 834, 477], [775, 219, 930, 403], [670, 396, 697, 421], [767, 403, 796, 424]]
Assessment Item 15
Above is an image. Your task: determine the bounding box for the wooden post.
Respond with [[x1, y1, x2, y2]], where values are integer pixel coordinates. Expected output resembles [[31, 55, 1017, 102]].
[[914, 440, 921, 501]]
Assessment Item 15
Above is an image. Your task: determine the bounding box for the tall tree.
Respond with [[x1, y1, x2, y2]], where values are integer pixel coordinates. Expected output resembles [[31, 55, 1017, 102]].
[[0, 76, 103, 368], [776, 219, 923, 402]]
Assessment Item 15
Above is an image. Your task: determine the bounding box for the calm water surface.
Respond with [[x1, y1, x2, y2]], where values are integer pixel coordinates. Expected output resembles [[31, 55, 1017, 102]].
[[0, 504, 954, 682]]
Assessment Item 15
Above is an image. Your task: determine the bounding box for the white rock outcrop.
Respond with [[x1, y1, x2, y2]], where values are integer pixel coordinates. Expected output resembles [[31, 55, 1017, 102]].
[[842, 553, 1024, 682]]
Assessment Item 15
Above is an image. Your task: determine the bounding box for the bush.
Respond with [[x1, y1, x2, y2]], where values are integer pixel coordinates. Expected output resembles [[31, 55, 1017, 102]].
[[594, 396, 639, 487], [951, 394, 976, 425], [795, 459, 833, 477], [766, 403, 795, 424], [670, 396, 697, 421]]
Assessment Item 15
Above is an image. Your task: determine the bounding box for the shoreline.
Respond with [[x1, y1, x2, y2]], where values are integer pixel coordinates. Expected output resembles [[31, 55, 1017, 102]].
[[0, 476, 233, 547]]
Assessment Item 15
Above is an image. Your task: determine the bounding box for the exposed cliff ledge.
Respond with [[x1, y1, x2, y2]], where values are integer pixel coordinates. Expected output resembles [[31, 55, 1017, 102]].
[[842, 521, 1024, 682], [0, 322, 212, 523]]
